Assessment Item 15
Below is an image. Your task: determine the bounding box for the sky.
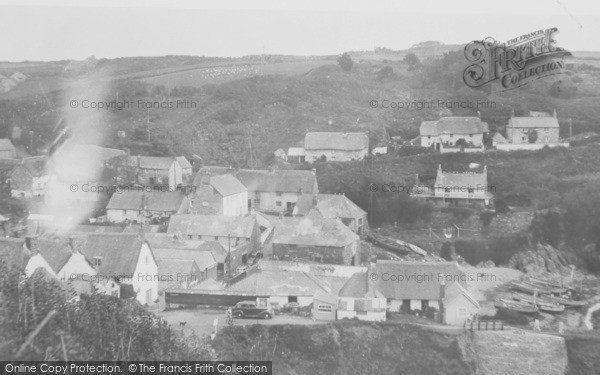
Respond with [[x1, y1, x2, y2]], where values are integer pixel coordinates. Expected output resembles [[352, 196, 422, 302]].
[[1, 0, 599, 61]]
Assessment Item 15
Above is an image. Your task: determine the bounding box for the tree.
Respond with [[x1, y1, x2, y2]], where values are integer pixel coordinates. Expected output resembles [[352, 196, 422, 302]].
[[403, 53, 421, 70], [528, 129, 538, 144], [455, 138, 468, 148], [337, 53, 354, 71], [376, 66, 394, 80]]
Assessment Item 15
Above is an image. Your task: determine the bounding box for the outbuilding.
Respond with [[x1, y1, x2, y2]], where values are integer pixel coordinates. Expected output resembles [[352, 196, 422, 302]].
[[312, 289, 338, 321]]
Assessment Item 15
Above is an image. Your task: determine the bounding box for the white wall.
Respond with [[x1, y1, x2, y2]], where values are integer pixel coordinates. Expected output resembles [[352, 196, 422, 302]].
[[107, 209, 141, 223], [57, 253, 96, 280], [25, 254, 57, 278], [305, 149, 368, 163], [222, 191, 248, 216], [131, 243, 158, 305], [496, 143, 569, 151]]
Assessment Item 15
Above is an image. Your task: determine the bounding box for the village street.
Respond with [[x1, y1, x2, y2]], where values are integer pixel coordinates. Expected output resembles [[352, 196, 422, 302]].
[[155, 307, 327, 338]]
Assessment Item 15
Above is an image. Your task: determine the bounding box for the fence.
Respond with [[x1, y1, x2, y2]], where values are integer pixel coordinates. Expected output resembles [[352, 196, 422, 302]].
[[470, 319, 504, 331]]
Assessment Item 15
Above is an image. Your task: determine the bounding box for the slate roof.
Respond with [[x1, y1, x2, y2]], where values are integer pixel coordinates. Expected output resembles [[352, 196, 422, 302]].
[[226, 269, 328, 296], [338, 272, 368, 298], [313, 289, 338, 305], [420, 117, 487, 136], [0, 139, 16, 152], [33, 239, 74, 273], [167, 214, 256, 239], [77, 234, 148, 276], [305, 132, 369, 151], [210, 174, 247, 197], [236, 169, 317, 194], [435, 167, 489, 192], [508, 117, 560, 128], [152, 244, 218, 270], [272, 212, 359, 248], [70, 144, 126, 162], [128, 156, 174, 170], [373, 260, 467, 300], [315, 194, 366, 219], [106, 191, 185, 212], [157, 258, 197, 279]]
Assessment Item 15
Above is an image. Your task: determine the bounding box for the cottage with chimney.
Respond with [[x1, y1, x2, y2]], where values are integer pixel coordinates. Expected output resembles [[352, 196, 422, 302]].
[[106, 191, 185, 223], [414, 165, 493, 207], [372, 260, 479, 326], [270, 210, 361, 265], [337, 272, 387, 321], [420, 117, 487, 153], [293, 193, 367, 234], [304, 132, 369, 163], [167, 214, 260, 253], [494, 109, 569, 151], [237, 169, 318, 214], [79, 233, 159, 305], [127, 155, 192, 190], [185, 173, 248, 216], [9, 156, 53, 198], [24, 239, 96, 281]]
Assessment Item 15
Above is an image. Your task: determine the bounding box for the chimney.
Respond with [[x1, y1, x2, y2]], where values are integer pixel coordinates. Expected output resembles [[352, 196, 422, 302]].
[[312, 194, 318, 207], [415, 173, 420, 186], [553, 108, 557, 118], [477, 110, 481, 118], [510, 108, 515, 118]]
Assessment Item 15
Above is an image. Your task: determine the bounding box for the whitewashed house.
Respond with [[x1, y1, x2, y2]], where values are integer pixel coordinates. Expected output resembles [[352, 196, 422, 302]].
[[304, 132, 369, 163], [106, 191, 185, 223], [337, 272, 387, 321], [237, 169, 318, 213], [187, 174, 248, 216], [420, 117, 487, 153], [79, 234, 159, 305], [24, 239, 96, 280]]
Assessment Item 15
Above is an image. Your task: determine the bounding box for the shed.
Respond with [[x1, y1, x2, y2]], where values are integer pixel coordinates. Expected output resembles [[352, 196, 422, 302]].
[[312, 289, 338, 321]]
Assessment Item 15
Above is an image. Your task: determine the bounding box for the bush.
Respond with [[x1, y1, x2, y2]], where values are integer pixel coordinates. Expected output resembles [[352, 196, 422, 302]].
[[337, 53, 353, 71], [483, 308, 530, 325]]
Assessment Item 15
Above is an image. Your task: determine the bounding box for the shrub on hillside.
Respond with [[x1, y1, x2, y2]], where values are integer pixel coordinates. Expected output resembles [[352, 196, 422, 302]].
[[483, 308, 530, 326]]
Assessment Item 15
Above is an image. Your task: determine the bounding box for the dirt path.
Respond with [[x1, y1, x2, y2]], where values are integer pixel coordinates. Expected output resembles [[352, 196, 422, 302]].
[[583, 301, 600, 330]]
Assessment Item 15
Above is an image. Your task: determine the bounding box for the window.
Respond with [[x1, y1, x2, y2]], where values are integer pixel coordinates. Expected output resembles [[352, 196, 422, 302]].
[[317, 305, 332, 312], [458, 308, 467, 317], [253, 198, 260, 205], [187, 235, 193, 240], [276, 191, 283, 197], [288, 296, 298, 303], [93, 256, 102, 267], [469, 134, 473, 137], [468, 188, 474, 193], [450, 134, 454, 138], [427, 136, 431, 139], [197, 235, 202, 240], [276, 201, 282, 207], [214, 236, 219, 240]]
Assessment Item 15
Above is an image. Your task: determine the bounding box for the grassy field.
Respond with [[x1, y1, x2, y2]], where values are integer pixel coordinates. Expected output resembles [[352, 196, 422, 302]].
[[140, 59, 334, 87]]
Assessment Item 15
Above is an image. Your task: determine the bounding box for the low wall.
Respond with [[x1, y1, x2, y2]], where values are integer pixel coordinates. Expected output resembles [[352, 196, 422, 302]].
[[495, 143, 569, 151]]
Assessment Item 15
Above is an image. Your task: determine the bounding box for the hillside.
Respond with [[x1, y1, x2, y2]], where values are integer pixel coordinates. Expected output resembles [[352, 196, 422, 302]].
[[212, 322, 478, 375]]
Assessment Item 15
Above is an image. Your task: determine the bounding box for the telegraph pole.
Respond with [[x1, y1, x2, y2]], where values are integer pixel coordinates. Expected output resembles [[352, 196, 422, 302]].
[[227, 233, 231, 286]]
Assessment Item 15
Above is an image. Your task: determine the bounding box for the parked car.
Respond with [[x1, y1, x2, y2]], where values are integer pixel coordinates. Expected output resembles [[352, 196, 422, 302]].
[[232, 300, 273, 319]]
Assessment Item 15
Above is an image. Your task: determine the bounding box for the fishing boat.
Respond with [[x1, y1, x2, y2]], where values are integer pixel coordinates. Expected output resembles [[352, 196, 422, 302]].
[[526, 278, 569, 294], [365, 231, 410, 255], [495, 298, 539, 314], [510, 293, 565, 313], [543, 295, 588, 308], [509, 281, 553, 295]]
